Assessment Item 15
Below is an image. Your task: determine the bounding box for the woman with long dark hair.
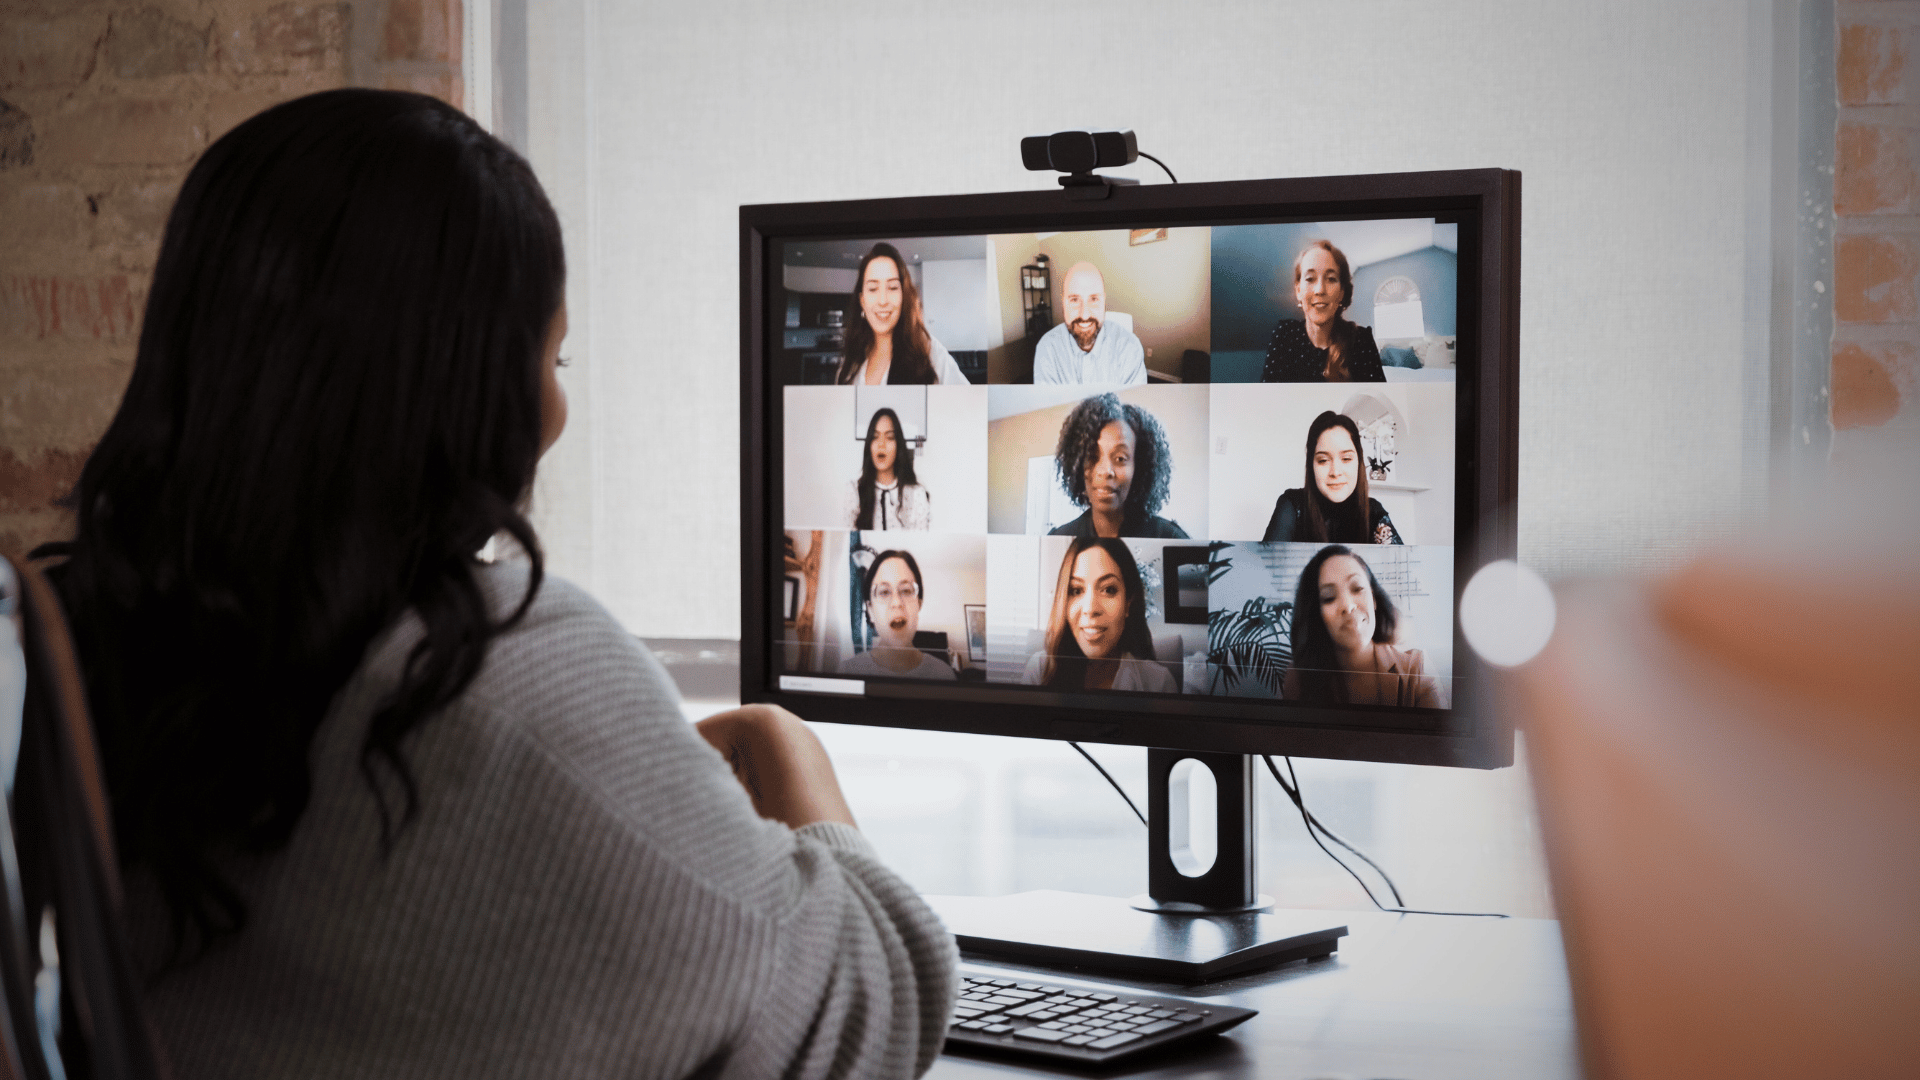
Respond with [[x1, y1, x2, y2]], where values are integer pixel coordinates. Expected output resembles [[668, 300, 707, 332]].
[[1047, 393, 1189, 539], [845, 407, 931, 530], [1284, 545, 1446, 708], [41, 89, 952, 1077], [1259, 240, 1386, 383], [1019, 537, 1175, 692], [1263, 411, 1403, 544], [834, 242, 969, 385]]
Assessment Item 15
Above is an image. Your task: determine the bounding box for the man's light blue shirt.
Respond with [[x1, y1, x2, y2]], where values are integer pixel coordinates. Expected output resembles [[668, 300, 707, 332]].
[[1032, 320, 1147, 385]]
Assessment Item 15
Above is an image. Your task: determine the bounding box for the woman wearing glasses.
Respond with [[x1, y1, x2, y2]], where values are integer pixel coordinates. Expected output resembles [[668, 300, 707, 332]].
[[839, 549, 957, 679]]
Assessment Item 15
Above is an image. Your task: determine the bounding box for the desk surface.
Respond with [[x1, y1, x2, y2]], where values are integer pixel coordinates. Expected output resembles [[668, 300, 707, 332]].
[[931, 911, 1580, 1080]]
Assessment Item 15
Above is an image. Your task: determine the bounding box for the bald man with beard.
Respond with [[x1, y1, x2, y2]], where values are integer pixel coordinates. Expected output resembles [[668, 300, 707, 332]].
[[1032, 261, 1148, 385]]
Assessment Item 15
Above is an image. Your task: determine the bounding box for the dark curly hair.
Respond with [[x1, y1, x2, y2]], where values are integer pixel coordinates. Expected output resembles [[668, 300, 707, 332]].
[[1054, 393, 1173, 520]]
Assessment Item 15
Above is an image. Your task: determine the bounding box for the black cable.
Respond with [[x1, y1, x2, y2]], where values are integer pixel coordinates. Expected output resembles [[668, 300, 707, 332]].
[[1263, 756, 1508, 919], [1061, 745, 1509, 918], [1137, 151, 1177, 184], [1068, 742, 1147, 827], [1263, 755, 1393, 909], [1278, 756, 1404, 906]]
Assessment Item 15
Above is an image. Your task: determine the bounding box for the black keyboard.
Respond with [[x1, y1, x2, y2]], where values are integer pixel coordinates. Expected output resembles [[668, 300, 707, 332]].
[[943, 969, 1256, 1065]]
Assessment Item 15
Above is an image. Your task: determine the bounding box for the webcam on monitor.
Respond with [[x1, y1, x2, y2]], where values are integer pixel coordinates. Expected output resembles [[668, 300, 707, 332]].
[[1021, 130, 1140, 198]]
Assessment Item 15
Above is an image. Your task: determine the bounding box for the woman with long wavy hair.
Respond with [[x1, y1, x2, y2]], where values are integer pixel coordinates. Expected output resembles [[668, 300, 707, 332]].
[[834, 241, 969, 385], [845, 406, 931, 530], [1284, 545, 1446, 708], [1263, 410, 1403, 544], [41, 89, 952, 1078], [1019, 537, 1175, 693], [1259, 240, 1387, 383]]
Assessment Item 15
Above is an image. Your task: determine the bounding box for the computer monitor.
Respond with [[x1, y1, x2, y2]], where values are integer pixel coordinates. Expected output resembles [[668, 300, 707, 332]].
[[739, 169, 1520, 978]]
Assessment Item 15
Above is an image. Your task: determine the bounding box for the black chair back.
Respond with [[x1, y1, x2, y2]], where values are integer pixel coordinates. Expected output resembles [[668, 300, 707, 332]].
[[0, 555, 167, 1080]]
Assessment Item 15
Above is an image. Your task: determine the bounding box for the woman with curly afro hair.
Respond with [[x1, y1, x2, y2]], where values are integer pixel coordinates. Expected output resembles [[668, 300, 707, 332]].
[[1048, 393, 1190, 539]]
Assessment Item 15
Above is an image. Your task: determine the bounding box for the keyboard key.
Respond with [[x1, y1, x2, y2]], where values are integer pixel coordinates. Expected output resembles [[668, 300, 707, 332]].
[[1036, 1021, 1070, 1031], [1013, 1028, 1072, 1043], [1088, 993, 1117, 1001], [956, 1020, 989, 1031], [1147, 1009, 1176, 1019], [983, 996, 1021, 1007], [1169, 1012, 1200, 1024], [1091, 1031, 1143, 1049], [981, 1023, 1013, 1034], [1064, 1034, 1096, 1046], [1015, 983, 1045, 991], [1007, 1002, 1050, 1017], [1135, 1019, 1180, 1035]]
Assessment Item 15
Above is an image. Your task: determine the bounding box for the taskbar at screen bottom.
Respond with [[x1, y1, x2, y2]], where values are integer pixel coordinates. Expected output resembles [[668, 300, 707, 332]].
[[773, 671, 1458, 725]]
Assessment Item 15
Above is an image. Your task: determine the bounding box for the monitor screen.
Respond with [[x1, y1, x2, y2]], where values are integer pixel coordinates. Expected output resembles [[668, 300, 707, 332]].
[[742, 172, 1518, 769]]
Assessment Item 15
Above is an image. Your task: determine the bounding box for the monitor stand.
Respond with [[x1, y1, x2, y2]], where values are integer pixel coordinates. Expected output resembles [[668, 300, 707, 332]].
[[924, 749, 1349, 983]]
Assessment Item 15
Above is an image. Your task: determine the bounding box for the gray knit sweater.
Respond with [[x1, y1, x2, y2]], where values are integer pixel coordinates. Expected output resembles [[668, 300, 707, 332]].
[[125, 564, 957, 1078]]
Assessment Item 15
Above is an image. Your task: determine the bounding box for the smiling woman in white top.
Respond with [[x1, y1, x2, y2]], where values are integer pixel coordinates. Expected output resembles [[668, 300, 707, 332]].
[[1020, 536, 1176, 693], [845, 407, 932, 530], [833, 242, 969, 385]]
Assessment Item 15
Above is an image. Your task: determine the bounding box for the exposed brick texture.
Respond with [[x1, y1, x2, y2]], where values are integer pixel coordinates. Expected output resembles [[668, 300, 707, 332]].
[[1838, 23, 1910, 106], [1831, 342, 1911, 429], [0, 448, 87, 513], [0, 0, 466, 546], [1831, 3, 1920, 455], [36, 95, 205, 167], [1834, 233, 1920, 323], [0, 11, 107, 90], [382, 0, 460, 64], [221, 3, 350, 75], [0, 275, 143, 342], [0, 97, 31, 169], [1835, 122, 1919, 215], [104, 6, 209, 79], [381, 70, 461, 103]]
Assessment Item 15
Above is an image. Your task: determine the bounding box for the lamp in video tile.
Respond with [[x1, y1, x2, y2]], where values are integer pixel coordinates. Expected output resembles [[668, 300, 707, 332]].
[[1342, 392, 1404, 483]]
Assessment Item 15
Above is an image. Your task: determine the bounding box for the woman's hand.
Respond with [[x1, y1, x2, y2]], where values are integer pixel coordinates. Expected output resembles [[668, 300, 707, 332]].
[[695, 704, 858, 830]]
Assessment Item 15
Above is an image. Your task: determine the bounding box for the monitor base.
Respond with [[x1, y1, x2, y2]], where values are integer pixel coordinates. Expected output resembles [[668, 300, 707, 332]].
[[926, 890, 1347, 984], [1128, 892, 1274, 915]]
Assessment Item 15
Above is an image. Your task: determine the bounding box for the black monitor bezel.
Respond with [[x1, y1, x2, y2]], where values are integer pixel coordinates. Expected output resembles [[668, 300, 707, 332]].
[[740, 169, 1520, 769]]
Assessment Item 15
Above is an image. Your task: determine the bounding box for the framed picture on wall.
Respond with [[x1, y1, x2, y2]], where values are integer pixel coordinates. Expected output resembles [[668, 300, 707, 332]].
[[964, 604, 987, 662]]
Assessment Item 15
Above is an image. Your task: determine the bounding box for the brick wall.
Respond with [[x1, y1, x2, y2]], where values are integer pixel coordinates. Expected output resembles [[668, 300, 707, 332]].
[[1833, 1, 1920, 454], [0, 0, 462, 554]]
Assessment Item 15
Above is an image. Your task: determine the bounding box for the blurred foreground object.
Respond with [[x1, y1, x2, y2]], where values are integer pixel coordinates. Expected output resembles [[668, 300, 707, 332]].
[[1511, 546, 1920, 1080]]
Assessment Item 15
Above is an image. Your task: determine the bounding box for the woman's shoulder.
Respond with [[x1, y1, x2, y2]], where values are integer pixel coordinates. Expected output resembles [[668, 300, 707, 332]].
[[1019, 651, 1047, 684], [1376, 642, 1427, 673], [1118, 655, 1177, 693], [384, 563, 684, 743], [1121, 512, 1188, 539], [1048, 512, 1090, 537], [1268, 317, 1308, 343]]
